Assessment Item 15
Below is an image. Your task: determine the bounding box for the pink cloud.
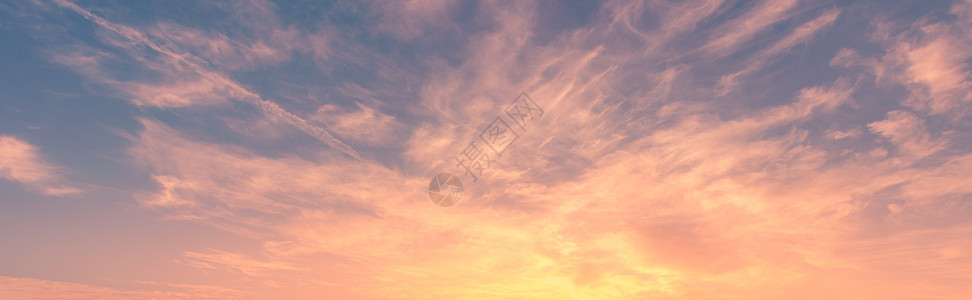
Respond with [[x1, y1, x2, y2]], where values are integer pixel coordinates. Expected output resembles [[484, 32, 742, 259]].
[[129, 119, 372, 228], [110, 0, 970, 297], [121, 71, 254, 108], [148, 22, 298, 71], [0, 135, 80, 196], [903, 36, 972, 113], [179, 248, 303, 277], [310, 102, 399, 146], [834, 0, 972, 114], [703, 0, 799, 56], [18, 0, 971, 298], [720, 9, 842, 93], [47, 0, 363, 159], [868, 110, 948, 160]]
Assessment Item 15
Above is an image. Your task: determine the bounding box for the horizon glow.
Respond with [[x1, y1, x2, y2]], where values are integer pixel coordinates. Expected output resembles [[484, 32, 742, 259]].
[[2, 0, 972, 299]]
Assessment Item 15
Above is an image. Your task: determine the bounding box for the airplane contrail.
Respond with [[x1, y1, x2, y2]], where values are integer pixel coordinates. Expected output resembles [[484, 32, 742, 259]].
[[52, 0, 362, 160]]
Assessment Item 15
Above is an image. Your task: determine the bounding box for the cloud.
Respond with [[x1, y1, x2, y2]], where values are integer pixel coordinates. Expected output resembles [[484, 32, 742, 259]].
[[0, 135, 80, 196], [868, 110, 948, 160], [370, 0, 970, 294], [154, 3, 919, 298], [7, 0, 972, 298], [311, 102, 398, 145], [128, 119, 378, 231], [124, 118, 598, 297], [703, 0, 799, 57], [179, 248, 302, 277], [902, 36, 972, 113], [103, 0, 972, 298], [636, 0, 727, 46], [832, 0, 972, 114], [372, 0, 457, 41], [830, 48, 886, 82], [122, 72, 255, 108], [827, 128, 861, 140], [720, 8, 842, 93], [46, 0, 362, 159], [0, 276, 241, 299]]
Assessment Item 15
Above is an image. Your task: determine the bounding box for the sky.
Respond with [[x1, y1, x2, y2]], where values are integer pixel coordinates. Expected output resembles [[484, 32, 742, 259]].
[[1, 0, 971, 299]]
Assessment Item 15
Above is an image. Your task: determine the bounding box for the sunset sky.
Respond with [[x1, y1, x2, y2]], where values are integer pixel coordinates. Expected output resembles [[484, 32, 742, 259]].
[[2, 0, 972, 299]]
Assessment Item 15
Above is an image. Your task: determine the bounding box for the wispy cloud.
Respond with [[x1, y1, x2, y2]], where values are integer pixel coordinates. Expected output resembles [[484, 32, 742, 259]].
[[832, 0, 972, 114], [0, 135, 79, 195], [868, 110, 949, 160], [3, 0, 972, 299], [128, 119, 378, 232], [179, 248, 303, 277], [310, 102, 399, 145], [720, 8, 842, 93], [703, 0, 799, 57], [0, 276, 241, 299], [48, 0, 362, 159]]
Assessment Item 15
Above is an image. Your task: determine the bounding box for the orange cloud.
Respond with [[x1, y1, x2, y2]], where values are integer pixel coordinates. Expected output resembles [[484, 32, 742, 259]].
[[11, 0, 970, 298], [0, 276, 240, 299]]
